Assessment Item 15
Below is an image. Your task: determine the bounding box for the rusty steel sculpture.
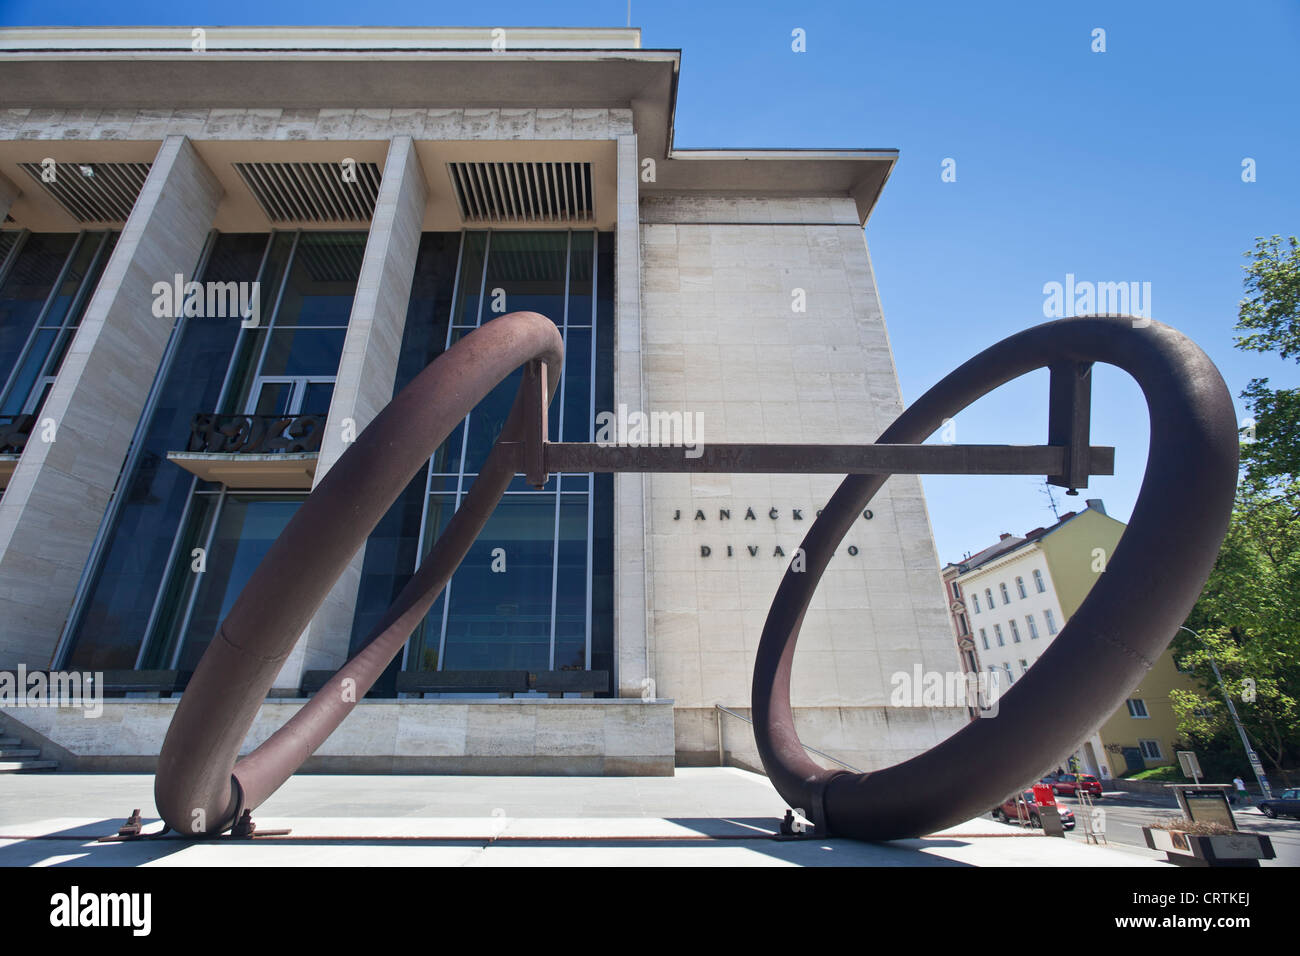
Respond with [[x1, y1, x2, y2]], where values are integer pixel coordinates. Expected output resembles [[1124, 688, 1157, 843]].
[[155, 311, 1237, 842]]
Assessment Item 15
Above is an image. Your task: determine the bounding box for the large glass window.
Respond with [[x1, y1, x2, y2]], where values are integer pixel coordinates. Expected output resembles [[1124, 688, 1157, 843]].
[[147, 491, 303, 671], [62, 231, 363, 672], [0, 230, 21, 265], [0, 231, 116, 419], [226, 231, 363, 416], [61, 233, 271, 669], [350, 230, 614, 694]]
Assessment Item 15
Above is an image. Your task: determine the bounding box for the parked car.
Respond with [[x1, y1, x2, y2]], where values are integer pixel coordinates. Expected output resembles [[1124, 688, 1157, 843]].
[[1041, 772, 1102, 798], [991, 790, 1076, 830], [1257, 788, 1300, 819]]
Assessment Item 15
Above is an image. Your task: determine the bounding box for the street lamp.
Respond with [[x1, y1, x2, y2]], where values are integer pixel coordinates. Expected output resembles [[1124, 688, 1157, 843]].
[[1177, 625, 1272, 799]]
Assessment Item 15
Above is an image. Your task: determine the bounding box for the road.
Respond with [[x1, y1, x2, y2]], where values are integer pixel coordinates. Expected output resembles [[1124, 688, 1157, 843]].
[[1040, 791, 1299, 867]]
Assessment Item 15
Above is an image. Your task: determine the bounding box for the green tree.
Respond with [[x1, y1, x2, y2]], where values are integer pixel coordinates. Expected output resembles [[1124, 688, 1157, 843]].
[[1168, 238, 1300, 786], [1171, 486, 1300, 786], [1236, 235, 1300, 494]]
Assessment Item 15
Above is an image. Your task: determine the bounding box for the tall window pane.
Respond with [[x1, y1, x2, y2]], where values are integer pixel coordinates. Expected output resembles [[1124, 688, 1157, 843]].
[[441, 494, 556, 671], [63, 234, 268, 670], [347, 229, 615, 692]]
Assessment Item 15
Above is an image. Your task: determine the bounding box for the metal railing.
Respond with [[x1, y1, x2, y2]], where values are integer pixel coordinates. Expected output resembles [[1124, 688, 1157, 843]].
[[186, 412, 326, 455], [715, 704, 861, 773]]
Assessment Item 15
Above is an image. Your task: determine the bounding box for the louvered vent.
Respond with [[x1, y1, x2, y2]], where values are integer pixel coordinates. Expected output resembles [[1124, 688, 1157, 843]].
[[19, 162, 151, 223], [449, 162, 593, 223], [235, 162, 382, 223]]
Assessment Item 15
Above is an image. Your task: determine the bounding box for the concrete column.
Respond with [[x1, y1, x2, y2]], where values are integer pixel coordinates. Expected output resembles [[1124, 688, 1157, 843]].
[[0, 171, 19, 221], [274, 136, 428, 691], [0, 136, 222, 668], [613, 133, 652, 698]]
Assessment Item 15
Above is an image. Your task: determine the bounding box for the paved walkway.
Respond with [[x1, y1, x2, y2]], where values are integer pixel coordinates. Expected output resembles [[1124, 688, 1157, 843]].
[[0, 768, 1168, 867]]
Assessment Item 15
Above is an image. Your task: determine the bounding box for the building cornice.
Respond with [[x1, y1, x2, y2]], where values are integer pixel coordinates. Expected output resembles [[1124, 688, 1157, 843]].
[[0, 26, 896, 225], [0, 25, 644, 51], [956, 541, 1043, 582]]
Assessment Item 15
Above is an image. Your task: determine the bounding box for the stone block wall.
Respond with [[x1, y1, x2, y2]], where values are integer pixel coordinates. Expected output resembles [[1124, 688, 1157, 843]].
[[638, 194, 968, 769]]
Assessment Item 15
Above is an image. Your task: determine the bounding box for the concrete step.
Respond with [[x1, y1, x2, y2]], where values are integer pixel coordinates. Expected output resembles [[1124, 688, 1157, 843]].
[[0, 748, 39, 758], [0, 760, 58, 772]]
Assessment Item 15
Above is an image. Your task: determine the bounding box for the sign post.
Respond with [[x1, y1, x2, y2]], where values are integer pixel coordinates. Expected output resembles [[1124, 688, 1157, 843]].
[[1177, 750, 1202, 785]]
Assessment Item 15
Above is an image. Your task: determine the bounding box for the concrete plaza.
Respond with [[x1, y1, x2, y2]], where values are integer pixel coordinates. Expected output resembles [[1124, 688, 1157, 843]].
[[0, 768, 1169, 866]]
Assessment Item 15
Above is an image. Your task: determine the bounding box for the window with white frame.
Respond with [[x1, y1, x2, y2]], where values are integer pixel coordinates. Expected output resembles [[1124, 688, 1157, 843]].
[[1000, 582, 1010, 605], [1026, 614, 1039, 639], [1003, 663, 1014, 684], [994, 624, 1004, 646], [1127, 698, 1149, 718], [1019, 659, 1029, 674], [1033, 569, 1046, 593], [979, 628, 989, 650], [1009, 619, 1021, 643], [1044, 608, 1058, 635], [972, 593, 980, 613], [985, 587, 994, 608], [1139, 739, 1163, 760], [1016, 576, 1027, 599]]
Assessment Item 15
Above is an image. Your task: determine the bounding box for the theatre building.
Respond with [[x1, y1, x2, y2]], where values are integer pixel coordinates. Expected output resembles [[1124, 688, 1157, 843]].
[[0, 26, 966, 775]]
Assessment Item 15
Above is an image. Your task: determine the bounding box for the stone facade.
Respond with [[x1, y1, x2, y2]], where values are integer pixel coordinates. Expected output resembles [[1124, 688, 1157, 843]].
[[638, 195, 968, 771], [278, 135, 429, 688], [0, 107, 635, 143], [1, 699, 675, 775], [0, 27, 964, 777]]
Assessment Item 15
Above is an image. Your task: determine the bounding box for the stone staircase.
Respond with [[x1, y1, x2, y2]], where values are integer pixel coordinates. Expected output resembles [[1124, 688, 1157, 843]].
[[0, 726, 57, 772]]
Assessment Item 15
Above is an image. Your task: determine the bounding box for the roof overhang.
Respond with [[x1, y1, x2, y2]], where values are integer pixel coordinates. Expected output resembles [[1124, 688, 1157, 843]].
[[0, 26, 898, 225], [650, 149, 896, 225]]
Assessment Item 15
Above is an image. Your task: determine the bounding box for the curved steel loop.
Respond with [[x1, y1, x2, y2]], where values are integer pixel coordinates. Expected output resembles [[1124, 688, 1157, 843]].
[[155, 312, 564, 835], [752, 316, 1239, 840]]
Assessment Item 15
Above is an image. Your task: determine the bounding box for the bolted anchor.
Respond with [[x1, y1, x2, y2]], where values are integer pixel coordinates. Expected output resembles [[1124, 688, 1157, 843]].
[[117, 808, 143, 838], [229, 809, 291, 839], [96, 808, 151, 842], [777, 808, 812, 839], [230, 809, 256, 838]]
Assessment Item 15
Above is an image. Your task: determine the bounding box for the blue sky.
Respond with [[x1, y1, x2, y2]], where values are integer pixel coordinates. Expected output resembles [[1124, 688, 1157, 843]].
[[5, 0, 1298, 562]]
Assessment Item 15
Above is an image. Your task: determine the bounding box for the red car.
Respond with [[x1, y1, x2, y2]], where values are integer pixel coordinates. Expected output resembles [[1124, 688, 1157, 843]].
[[991, 790, 1076, 830], [1041, 772, 1102, 798]]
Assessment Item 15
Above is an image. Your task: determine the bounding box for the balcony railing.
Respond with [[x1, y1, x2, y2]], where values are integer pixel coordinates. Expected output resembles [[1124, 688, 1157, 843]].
[[186, 412, 326, 455]]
